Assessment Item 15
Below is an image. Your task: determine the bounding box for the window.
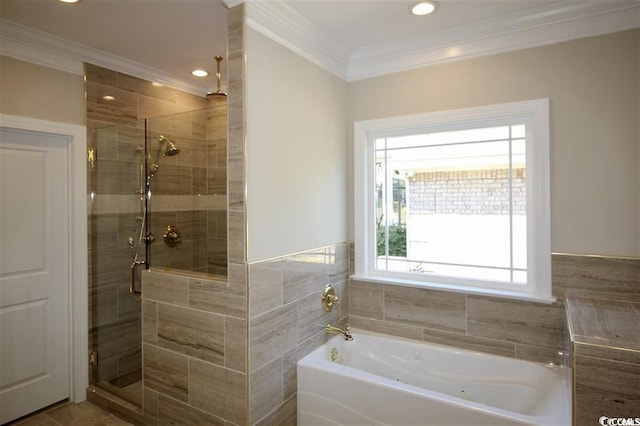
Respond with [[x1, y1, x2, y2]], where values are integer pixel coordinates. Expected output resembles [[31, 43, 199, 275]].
[[353, 99, 552, 302]]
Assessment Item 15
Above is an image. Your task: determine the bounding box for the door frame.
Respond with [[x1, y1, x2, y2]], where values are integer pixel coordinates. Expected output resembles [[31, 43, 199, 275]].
[[0, 113, 88, 404]]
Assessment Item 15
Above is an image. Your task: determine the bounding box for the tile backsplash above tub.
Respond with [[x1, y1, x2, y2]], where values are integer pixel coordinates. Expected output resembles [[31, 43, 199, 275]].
[[349, 252, 639, 367], [349, 280, 569, 366]]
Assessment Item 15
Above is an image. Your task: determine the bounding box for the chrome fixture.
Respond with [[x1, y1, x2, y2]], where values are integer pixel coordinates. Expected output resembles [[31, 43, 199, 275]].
[[326, 324, 353, 341], [158, 135, 180, 156], [206, 56, 227, 99], [321, 283, 339, 312]]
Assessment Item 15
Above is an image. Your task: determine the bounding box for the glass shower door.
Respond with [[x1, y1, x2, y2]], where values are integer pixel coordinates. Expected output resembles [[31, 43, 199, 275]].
[[88, 119, 147, 406]]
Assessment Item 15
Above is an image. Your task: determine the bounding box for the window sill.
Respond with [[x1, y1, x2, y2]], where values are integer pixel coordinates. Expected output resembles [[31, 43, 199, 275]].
[[350, 274, 556, 304]]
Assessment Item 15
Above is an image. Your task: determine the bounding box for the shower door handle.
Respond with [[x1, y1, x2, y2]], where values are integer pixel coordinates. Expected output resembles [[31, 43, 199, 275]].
[[130, 260, 147, 295]]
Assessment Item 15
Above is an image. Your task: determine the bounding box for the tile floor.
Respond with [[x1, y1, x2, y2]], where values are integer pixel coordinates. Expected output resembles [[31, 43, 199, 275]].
[[9, 401, 133, 426]]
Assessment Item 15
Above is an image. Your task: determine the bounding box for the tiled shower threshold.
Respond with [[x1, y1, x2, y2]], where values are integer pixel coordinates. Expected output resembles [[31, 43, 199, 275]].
[[87, 385, 143, 425]]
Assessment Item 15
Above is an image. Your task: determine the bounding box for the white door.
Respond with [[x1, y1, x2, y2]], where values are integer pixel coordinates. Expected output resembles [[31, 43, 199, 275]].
[[0, 128, 70, 424]]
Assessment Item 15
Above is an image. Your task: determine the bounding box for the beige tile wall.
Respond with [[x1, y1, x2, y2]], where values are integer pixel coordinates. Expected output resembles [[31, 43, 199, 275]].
[[247, 244, 349, 425], [348, 252, 640, 367], [574, 355, 640, 424], [559, 254, 640, 425], [552, 253, 640, 301], [142, 269, 247, 425], [349, 278, 569, 365]]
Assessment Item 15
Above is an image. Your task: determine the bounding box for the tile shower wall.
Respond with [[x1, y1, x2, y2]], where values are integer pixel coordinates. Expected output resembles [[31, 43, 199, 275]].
[[146, 102, 227, 276], [247, 244, 349, 425], [86, 62, 226, 389], [141, 6, 246, 424], [141, 269, 247, 425]]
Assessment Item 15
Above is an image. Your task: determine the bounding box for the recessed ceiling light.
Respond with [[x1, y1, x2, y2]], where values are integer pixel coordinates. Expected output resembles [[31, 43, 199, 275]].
[[102, 95, 115, 101], [151, 82, 164, 87], [192, 69, 208, 77], [59, 0, 81, 3], [411, 1, 438, 16]]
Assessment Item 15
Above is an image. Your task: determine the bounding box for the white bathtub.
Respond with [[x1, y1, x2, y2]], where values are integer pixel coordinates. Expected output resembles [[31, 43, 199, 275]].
[[297, 329, 571, 425]]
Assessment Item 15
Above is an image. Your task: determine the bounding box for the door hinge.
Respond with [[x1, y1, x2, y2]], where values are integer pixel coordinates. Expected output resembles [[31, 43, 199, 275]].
[[89, 351, 98, 366], [88, 148, 96, 168]]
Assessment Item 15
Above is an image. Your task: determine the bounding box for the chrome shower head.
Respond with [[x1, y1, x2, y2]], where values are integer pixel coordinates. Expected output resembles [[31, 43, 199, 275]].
[[158, 135, 180, 156]]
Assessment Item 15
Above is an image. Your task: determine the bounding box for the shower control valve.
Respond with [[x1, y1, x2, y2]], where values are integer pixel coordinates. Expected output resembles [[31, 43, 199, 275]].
[[322, 284, 339, 312], [163, 225, 182, 248]]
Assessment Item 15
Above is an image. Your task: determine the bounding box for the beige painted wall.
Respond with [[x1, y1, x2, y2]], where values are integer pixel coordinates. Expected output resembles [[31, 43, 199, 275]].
[[245, 27, 348, 262], [348, 29, 640, 257], [0, 56, 84, 125]]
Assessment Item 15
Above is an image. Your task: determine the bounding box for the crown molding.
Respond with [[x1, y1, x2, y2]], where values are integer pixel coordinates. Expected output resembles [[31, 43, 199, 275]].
[[233, 0, 639, 82], [244, 0, 349, 80], [2, 0, 638, 90], [347, 0, 640, 81], [0, 19, 84, 76], [0, 19, 209, 96]]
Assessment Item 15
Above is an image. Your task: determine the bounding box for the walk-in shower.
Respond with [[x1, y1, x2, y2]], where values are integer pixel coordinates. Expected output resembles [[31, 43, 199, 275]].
[[88, 103, 227, 408]]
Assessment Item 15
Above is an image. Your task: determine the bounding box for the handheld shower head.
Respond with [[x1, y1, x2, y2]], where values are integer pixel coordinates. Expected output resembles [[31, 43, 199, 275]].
[[158, 135, 180, 156]]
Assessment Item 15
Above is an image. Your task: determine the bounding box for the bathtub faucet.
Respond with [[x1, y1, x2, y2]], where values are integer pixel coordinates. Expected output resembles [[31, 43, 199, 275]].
[[325, 324, 353, 341]]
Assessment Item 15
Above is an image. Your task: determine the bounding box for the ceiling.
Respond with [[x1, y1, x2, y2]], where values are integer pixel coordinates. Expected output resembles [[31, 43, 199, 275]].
[[1, 0, 638, 94], [0, 0, 228, 93], [286, 0, 552, 49]]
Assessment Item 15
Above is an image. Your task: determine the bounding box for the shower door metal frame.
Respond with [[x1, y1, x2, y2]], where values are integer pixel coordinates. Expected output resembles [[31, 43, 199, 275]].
[[129, 120, 150, 296]]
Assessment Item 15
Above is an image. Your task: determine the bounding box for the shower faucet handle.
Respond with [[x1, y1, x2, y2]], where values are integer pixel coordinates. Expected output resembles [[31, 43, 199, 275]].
[[321, 284, 339, 312], [163, 225, 182, 248]]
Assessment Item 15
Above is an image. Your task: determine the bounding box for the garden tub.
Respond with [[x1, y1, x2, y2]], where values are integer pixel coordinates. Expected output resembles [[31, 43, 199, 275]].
[[297, 329, 570, 425]]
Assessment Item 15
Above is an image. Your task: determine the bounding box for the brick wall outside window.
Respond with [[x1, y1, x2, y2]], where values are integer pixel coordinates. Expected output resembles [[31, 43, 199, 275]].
[[407, 168, 525, 215]]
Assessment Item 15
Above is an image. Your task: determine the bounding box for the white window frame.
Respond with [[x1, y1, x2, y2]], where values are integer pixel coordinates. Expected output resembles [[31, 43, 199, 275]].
[[353, 99, 553, 303]]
